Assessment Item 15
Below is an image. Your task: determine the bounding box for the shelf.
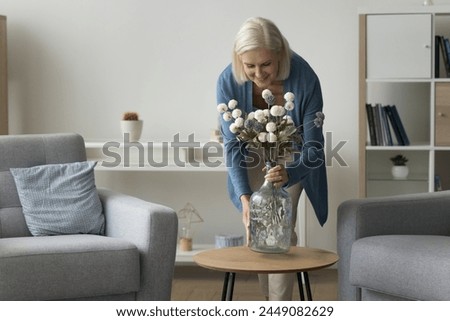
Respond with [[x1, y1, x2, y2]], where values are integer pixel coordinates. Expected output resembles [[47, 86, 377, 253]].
[[85, 140, 226, 172], [92, 161, 227, 172], [358, 5, 450, 15], [366, 78, 432, 83], [175, 244, 214, 265], [434, 146, 450, 151], [365, 144, 431, 151], [367, 175, 428, 182]]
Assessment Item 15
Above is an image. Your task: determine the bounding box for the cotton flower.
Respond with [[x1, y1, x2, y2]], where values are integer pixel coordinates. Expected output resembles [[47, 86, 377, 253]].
[[235, 117, 244, 127], [284, 101, 294, 111], [266, 122, 277, 133], [284, 92, 295, 102], [262, 89, 276, 106], [217, 103, 228, 113], [262, 89, 272, 99], [283, 115, 294, 124], [229, 123, 239, 134], [216, 93, 303, 165], [244, 119, 256, 130], [232, 109, 242, 119], [228, 99, 238, 109], [314, 112, 325, 128], [258, 132, 268, 142], [270, 105, 285, 117], [254, 110, 265, 122], [222, 112, 232, 121], [268, 132, 277, 143]]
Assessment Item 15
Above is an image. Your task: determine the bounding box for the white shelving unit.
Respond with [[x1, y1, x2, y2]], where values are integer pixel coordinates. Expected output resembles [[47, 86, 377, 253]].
[[85, 140, 225, 264], [359, 6, 450, 197], [85, 140, 308, 264], [175, 244, 212, 265], [0, 15, 7, 135]]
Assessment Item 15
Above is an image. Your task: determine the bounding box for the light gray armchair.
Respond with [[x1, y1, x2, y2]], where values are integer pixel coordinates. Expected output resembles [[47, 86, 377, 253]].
[[0, 133, 178, 300], [337, 190, 450, 301]]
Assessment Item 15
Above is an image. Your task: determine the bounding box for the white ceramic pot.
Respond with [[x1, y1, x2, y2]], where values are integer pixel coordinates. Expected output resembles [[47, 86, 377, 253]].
[[391, 165, 409, 180], [120, 120, 143, 142]]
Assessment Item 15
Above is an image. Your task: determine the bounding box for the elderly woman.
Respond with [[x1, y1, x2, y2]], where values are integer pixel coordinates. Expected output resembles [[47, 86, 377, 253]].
[[216, 17, 328, 300]]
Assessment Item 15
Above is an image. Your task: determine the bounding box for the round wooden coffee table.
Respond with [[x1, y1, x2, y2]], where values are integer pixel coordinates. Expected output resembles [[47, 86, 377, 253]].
[[194, 246, 339, 301]]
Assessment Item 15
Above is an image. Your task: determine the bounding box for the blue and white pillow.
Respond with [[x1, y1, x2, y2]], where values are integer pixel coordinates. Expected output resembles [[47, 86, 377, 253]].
[[10, 161, 105, 236]]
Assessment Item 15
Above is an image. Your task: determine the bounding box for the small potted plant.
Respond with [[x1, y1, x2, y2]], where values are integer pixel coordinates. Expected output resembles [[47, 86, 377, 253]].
[[120, 112, 143, 142], [390, 154, 409, 180]]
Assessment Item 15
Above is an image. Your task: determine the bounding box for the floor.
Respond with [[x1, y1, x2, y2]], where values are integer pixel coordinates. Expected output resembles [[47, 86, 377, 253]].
[[171, 266, 338, 301]]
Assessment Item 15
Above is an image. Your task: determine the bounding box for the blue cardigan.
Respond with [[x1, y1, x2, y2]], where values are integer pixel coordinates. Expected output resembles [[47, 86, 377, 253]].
[[216, 52, 328, 226]]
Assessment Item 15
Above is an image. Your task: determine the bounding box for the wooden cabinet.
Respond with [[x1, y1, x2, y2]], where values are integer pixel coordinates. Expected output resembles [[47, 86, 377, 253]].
[[436, 83, 450, 146], [359, 7, 450, 197], [0, 15, 6, 135]]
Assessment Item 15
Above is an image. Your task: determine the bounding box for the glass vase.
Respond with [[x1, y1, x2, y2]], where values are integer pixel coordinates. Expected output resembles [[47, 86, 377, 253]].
[[249, 163, 293, 253]]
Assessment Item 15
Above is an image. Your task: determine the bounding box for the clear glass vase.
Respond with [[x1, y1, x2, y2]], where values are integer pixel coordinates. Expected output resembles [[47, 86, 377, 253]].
[[249, 163, 293, 253]]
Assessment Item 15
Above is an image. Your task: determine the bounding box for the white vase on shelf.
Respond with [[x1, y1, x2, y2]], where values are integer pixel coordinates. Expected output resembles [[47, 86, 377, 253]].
[[120, 120, 143, 143], [391, 165, 409, 180]]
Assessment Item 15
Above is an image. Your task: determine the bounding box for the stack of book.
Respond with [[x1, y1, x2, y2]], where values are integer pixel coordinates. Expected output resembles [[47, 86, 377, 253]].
[[365, 103, 410, 146]]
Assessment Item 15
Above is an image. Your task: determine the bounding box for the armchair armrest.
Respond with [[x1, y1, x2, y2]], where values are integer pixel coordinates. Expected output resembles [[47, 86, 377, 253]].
[[337, 190, 450, 301], [98, 188, 178, 301]]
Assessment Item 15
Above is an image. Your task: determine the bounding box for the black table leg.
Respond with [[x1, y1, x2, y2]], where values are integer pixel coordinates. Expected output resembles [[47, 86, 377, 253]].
[[296, 272, 305, 301], [221, 272, 230, 301], [303, 272, 312, 301], [297, 272, 313, 301], [221, 272, 236, 301]]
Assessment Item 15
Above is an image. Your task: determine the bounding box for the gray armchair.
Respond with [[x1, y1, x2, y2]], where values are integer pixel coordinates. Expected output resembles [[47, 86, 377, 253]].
[[0, 133, 178, 300], [337, 190, 450, 301]]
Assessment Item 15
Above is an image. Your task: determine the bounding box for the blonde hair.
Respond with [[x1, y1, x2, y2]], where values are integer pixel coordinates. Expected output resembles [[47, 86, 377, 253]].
[[232, 17, 291, 85]]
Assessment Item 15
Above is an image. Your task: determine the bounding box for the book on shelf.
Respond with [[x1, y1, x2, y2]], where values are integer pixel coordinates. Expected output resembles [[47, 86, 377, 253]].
[[435, 35, 450, 78], [373, 104, 384, 145], [365, 103, 410, 146], [381, 105, 393, 146], [365, 104, 377, 146], [388, 105, 410, 146], [435, 175, 443, 192]]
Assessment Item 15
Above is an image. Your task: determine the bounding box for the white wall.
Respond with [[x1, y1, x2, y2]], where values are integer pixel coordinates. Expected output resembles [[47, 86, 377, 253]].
[[1, 0, 439, 251]]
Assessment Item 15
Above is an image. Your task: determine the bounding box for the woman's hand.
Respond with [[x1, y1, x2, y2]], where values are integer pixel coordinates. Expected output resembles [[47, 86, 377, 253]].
[[264, 164, 288, 188], [240, 194, 251, 245]]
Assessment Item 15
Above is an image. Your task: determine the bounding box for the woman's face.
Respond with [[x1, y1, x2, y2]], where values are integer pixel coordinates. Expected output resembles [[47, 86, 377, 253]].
[[240, 48, 279, 88]]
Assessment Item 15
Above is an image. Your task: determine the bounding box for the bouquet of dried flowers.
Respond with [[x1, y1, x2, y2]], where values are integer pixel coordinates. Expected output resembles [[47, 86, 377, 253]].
[[217, 89, 324, 165]]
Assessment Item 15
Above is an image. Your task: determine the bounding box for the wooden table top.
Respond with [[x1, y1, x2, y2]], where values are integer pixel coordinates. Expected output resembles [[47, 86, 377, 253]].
[[193, 246, 339, 274]]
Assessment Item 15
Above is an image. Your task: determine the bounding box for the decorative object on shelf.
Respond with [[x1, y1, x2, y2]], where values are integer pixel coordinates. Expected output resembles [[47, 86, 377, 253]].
[[121, 112, 143, 143], [217, 89, 325, 253], [210, 128, 223, 143], [390, 154, 409, 180], [177, 202, 203, 251], [215, 234, 244, 248], [435, 175, 443, 191]]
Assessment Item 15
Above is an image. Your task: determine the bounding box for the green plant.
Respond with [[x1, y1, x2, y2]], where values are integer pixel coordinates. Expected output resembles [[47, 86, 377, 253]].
[[122, 112, 139, 121], [390, 154, 408, 166]]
